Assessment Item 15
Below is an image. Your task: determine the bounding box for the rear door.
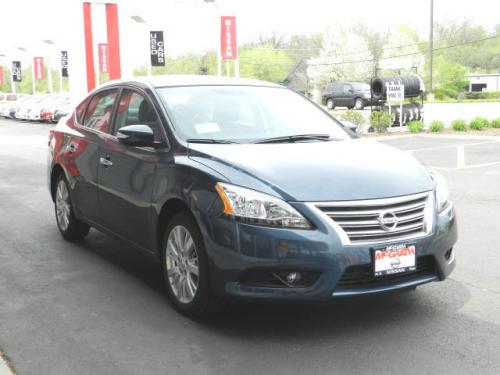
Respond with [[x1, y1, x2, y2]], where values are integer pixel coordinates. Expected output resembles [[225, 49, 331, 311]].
[[97, 87, 165, 249], [66, 89, 119, 223]]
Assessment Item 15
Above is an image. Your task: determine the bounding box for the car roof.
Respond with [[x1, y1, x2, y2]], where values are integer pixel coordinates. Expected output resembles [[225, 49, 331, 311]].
[[100, 74, 283, 89]]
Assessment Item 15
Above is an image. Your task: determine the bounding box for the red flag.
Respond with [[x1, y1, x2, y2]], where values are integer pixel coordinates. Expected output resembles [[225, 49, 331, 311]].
[[34, 57, 44, 80], [220, 16, 237, 60], [0, 66, 4, 86], [98, 43, 109, 73]]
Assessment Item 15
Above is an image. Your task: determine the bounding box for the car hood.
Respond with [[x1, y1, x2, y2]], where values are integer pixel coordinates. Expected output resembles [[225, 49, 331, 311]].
[[187, 139, 434, 202]]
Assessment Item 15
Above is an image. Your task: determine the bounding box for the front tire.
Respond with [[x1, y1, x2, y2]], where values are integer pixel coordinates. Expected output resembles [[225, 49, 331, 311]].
[[162, 211, 226, 317], [54, 175, 90, 241]]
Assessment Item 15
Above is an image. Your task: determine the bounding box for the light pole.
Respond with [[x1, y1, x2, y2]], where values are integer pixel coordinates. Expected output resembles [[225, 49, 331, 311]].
[[18, 47, 35, 94], [429, 0, 434, 96], [203, 0, 222, 76], [43, 40, 55, 93], [131, 15, 152, 76]]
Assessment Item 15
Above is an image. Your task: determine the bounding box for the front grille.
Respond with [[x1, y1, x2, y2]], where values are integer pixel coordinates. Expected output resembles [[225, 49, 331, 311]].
[[336, 255, 436, 290], [315, 192, 430, 244]]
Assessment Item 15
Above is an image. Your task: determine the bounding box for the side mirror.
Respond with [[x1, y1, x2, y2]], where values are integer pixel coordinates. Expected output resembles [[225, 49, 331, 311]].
[[340, 120, 357, 132], [116, 125, 155, 147]]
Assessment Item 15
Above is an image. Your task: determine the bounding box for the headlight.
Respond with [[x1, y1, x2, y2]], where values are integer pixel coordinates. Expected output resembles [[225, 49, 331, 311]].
[[430, 171, 450, 212], [215, 182, 311, 229]]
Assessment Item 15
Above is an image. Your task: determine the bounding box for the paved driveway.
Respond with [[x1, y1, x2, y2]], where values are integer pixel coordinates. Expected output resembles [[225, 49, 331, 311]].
[[0, 120, 499, 375]]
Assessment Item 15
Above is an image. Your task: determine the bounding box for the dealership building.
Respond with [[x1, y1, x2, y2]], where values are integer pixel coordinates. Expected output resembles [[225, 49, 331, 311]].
[[467, 73, 500, 92]]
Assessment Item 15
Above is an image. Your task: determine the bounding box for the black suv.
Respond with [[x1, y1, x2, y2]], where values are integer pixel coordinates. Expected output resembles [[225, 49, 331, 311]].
[[321, 82, 372, 110]]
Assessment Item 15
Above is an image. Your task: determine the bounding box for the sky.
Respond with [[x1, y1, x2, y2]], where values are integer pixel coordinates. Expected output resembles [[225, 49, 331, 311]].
[[0, 0, 498, 69]]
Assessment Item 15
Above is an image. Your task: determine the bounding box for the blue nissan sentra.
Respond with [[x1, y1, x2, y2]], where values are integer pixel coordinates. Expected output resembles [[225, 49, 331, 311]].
[[48, 75, 457, 316]]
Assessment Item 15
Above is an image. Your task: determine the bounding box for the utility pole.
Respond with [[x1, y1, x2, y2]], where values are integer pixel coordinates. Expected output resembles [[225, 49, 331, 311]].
[[429, 0, 434, 95]]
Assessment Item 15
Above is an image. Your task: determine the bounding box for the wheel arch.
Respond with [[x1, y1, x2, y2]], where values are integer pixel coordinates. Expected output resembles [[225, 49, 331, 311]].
[[50, 164, 66, 202], [156, 198, 191, 255]]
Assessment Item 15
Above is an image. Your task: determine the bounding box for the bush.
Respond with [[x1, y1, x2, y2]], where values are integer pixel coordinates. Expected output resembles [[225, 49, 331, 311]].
[[408, 120, 424, 133], [430, 120, 444, 132], [463, 91, 500, 100], [491, 118, 500, 128], [469, 117, 489, 130], [451, 119, 467, 131], [370, 111, 391, 133], [339, 110, 365, 131]]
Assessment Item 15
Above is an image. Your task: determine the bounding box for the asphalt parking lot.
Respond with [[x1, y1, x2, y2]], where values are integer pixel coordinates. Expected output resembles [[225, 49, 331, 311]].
[[0, 119, 499, 375]]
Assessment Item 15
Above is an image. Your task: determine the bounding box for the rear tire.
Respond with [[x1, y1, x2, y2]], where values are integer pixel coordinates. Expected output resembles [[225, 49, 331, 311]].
[[354, 98, 364, 110], [54, 175, 90, 241], [162, 211, 226, 317], [326, 98, 335, 110]]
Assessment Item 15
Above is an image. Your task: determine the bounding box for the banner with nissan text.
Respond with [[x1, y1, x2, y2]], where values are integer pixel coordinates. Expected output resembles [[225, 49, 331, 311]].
[[34, 57, 44, 81], [220, 16, 237, 60], [98, 43, 109, 73]]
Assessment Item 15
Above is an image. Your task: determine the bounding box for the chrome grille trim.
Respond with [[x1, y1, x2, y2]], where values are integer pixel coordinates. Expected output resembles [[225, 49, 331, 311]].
[[307, 191, 434, 245]]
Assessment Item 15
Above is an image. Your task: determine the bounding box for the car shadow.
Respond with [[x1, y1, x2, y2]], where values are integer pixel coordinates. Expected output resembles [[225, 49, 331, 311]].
[[73, 229, 470, 341]]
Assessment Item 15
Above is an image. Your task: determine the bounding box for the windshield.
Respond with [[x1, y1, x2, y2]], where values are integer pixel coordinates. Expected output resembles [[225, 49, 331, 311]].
[[352, 83, 370, 91], [157, 85, 349, 143]]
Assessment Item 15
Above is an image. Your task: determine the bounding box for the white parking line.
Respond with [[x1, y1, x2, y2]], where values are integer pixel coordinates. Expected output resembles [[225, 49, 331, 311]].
[[457, 145, 465, 168], [408, 140, 500, 153]]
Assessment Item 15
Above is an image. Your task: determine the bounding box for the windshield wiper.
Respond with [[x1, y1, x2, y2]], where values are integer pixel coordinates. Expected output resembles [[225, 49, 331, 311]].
[[187, 138, 239, 144], [252, 134, 331, 144]]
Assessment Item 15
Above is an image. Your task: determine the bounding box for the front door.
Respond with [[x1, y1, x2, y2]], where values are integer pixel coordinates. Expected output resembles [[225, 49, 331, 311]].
[[97, 88, 165, 249]]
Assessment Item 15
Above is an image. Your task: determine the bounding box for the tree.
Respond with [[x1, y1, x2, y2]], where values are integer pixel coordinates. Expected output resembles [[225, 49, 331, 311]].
[[239, 45, 293, 82], [432, 56, 468, 99], [307, 26, 373, 88]]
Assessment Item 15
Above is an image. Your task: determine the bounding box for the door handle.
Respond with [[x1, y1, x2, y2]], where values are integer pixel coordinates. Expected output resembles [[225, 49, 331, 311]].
[[99, 156, 113, 168]]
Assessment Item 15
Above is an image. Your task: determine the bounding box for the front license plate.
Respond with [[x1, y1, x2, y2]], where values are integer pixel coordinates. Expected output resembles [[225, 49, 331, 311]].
[[373, 244, 416, 277]]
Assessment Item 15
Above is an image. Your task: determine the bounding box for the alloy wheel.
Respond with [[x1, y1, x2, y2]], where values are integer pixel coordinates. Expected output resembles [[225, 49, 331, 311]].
[[55, 180, 70, 231], [165, 225, 199, 304]]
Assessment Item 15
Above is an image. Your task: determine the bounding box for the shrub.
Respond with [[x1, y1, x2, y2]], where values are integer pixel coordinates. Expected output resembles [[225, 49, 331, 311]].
[[430, 120, 444, 132], [464, 91, 500, 100], [451, 119, 467, 131], [370, 111, 391, 133], [408, 120, 424, 133], [491, 118, 500, 128], [469, 117, 489, 130], [339, 110, 365, 130]]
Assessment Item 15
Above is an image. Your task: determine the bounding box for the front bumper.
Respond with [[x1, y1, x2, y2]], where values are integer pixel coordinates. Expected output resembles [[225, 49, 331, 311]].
[[201, 201, 457, 301]]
